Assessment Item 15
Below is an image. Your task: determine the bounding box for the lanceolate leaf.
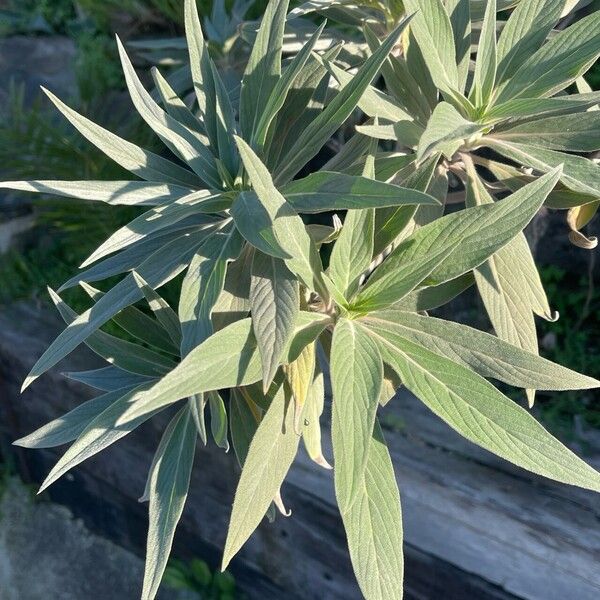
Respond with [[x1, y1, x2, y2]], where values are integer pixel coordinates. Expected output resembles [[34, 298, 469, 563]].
[[495, 12, 600, 103], [253, 20, 326, 149], [494, 113, 600, 152], [179, 226, 244, 356], [368, 329, 600, 493], [417, 102, 482, 162], [64, 366, 153, 392], [49, 288, 176, 377], [403, 0, 459, 94], [38, 381, 156, 493], [142, 407, 196, 600], [363, 311, 599, 391], [234, 137, 327, 297], [302, 365, 330, 468], [341, 420, 403, 600], [222, 384, 300, 569], [486, 139, 600, 198], [14, 385, 143, 449], [496, 0, 565, 83], [285, 341, 316, 432], [115, 314, 329, 424], [446, 0, 471, 92], [359, 168, 562, 306], [331, 319, 383, 513], [240, 0, 289, 140], [184, 0, 238, 175], [282, 171, 439, 212], [275, 19, 410, 184], [23, 232, 207, 390], [470, 0, 496, 108], [464, 159, 551, 405], [250, 251, 300, 392], [0, 180, 195, 206], [42, 88, 201, 188], [116, 37, 222, 189]]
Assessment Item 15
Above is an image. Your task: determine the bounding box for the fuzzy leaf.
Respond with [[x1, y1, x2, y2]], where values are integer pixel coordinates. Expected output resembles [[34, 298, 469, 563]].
[[142, 407, 196, 600], [331, 319, 383, 513], [250, 252, 300, 391], [369, 329, 600, 493], [341, 420, 403, 600], [222, 384, 300, 569]]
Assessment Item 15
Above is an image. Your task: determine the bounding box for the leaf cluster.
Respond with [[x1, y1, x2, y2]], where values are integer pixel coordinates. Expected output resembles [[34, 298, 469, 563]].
[[3, 1, 600, 599]]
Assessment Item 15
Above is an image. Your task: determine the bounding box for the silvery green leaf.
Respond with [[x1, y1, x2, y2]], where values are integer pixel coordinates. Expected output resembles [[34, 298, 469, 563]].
[[0, 180, 195, 206], [470, 0, 496, 108], [486, 139, 600, 198], [80, 196, 220, 268], [142, 407, 196, 600], [230, 388, 261, 468], [331, 319, 383, 513], [63, 366, 153, 392], [79, 282, 178, 355], [184, 0, 238, 175], [49, 288, 176, 377], [275, 19, 411, 184], [282, 171, 439, 212], [464, 160, 553, 404], [234, 137, 327, 297], [446, 0, 471, 92], [24, 232, 207, 390], [417, 102, 482, 162], [59, 226, 206, 291], [484, 93, 600, 122], [116, 313, 329, 424], [179, 226, 244, 356], [329, 138, 377, 298], [38, 381, 156, 493], [207, 390, 229, 451], [372, 155, 438, 256], [131, 271, 182, 347], [329, 205, 374, 298], [250, 251, 300, 392], [239, 0, 289, 139], [495, 12, 600, 103], [212, 244, 254, 330], [393, 273, 475, 312], [151, 67, 207, 137], [496, 0, 564, 83], [341, 420, 403, 600], [253, 20, 325, 149], [403, 0, 459, 94], [42, 88, 201, 188], [352, 238, 457, 312], [222, 384, 300, 569], [116, 37, 222, 189], [361, 167, 562, 307], [494, 113, 600, 152], [267, 44, 341, 170], [327, 62, 414, 124], [14, 385, 144, 449], [368, 328, 600, 494], [364, 311, 599, 392]]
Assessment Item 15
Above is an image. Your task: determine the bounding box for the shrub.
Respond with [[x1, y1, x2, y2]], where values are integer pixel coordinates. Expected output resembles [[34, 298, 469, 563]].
[[2, 1, 600, 599]]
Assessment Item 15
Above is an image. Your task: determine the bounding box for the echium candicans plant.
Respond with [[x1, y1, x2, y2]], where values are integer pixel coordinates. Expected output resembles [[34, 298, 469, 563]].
[[3, 1, 600, 599]]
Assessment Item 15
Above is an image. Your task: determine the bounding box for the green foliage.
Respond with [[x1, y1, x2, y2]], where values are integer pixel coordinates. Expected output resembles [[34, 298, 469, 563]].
[[163, 557, 239, 600], [536, 265, 600, 435], [4, 2, 600, 599]]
